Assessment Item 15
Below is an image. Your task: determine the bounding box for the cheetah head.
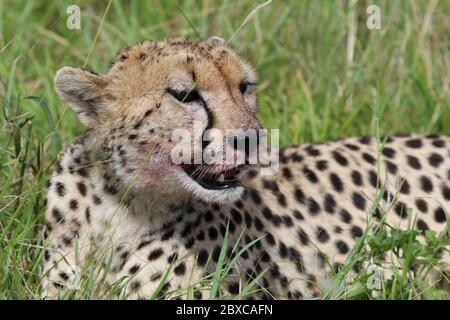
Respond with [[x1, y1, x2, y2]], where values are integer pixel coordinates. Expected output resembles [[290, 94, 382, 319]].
[[54, 37, 263, 205]]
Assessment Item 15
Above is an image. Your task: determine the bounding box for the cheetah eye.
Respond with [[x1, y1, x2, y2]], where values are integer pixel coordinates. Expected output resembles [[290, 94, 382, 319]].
[[239, 81, 256, 95], [167, 88, 202, 104]]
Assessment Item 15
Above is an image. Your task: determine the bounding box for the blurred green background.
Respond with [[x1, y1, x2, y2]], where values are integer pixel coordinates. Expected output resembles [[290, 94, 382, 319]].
[[0, 0, 449, 298]]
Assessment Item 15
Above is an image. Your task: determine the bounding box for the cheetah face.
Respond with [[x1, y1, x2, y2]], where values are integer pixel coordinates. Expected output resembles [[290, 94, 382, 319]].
[[54, 37, 263, 205]]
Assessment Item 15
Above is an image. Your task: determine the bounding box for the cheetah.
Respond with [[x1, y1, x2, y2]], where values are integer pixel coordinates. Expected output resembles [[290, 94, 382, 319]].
[[42, 36, 449, 299]]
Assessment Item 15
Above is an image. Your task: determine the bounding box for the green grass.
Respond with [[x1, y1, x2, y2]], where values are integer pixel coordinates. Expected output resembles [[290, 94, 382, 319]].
[[0, 0, 449, 299]]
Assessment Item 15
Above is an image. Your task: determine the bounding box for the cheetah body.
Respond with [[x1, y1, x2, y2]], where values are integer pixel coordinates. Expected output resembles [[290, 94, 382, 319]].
[[42, 38, 449, 299]]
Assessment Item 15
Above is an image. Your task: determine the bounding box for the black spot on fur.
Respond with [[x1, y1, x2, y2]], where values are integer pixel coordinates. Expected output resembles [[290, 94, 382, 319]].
[[249, 188, 262, 205], [144, 109, 153, 117], [442, 185, 450, 200], [362, 153, 376, 165], [56, 160, 63, 174], [161, 229, 174, 241], [428, 153, 444, 167], [329, 173, 344, 192], [432, 139, 445, 148], [85, 207, 91, 224], [407, 155, 421, 169], [332, 150, 348, 166], [244, 211, 253, 228], [420, 176, 433, 193], [368, 170, 379, 188], [263, 180, 280, 193], [298, 228, 310, 245], [230, 209, 242, 224], [351, 225, 363, 238], [246, 169, 258, 179], [197, 250, 208, 266], [415, 199, 428, 213], [277, 193, 287, 207], [282, 167, 293, 180], [174, 262, 186, 276], [316, 227, 330, 243], [399, 179, 410, 194], [278, 241, 288, 258], [150, 272, 162, 282], [307, 197, 321, 215], [335, 240, 349, 254], [128, 264, 140, 274], [130, 281, 141, 292], [77, 181, 87, 196], [434, 207, 447, 223], [204, 210, 213, 222], [382, 147, 396, 158], [59, 272, 69, 281], [293, 210, 304, 220], [52, 207, 64, 223], [148, 248, 164, 261], [137, 239, 153, 250], [417, 219, 429, 232], [394, 201, 408, 219], [359, 136, 372, 144], [291, 153, 303, 162], [196, 230, 205, 241], [305, 146, 320, 156], [262, 206, 274, 220], [405, 138, 422, 148], [340, 209, 352, 224], [282, 215, 293, 227], [351, 170, 363, 186], [92, 195, 102, 205], [208, 227, 218, 240], [316, 160, 328, 171], [228, 283, 240, 295], [265, 233, 276, 246], [77, 167, 89, 177], [69, 199, 79, 211], [344, 143, 359, 151], [385, 160, 398, 174], [254, 217, 264, 231], [212, 246, 221, 262], [194, 290, 202, 300], [294, 188, 305, 204], [352, 192, 366, 210], [55, 182, 66, 197], [324, 193, 336, 214], [302, 167, 319, 183]]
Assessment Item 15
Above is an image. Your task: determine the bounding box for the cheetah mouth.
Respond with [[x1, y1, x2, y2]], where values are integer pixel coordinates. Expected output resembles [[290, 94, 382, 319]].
[[181, 164, 242, 190]]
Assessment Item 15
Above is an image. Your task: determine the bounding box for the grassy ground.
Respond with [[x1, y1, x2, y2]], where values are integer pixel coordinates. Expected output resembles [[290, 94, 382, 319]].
[[0, 0, 449, 299]]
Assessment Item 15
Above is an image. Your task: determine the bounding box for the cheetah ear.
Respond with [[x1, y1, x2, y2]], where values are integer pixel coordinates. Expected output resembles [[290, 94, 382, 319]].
[[206, 36, 225, 46], [54, 66, 108, 127]]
